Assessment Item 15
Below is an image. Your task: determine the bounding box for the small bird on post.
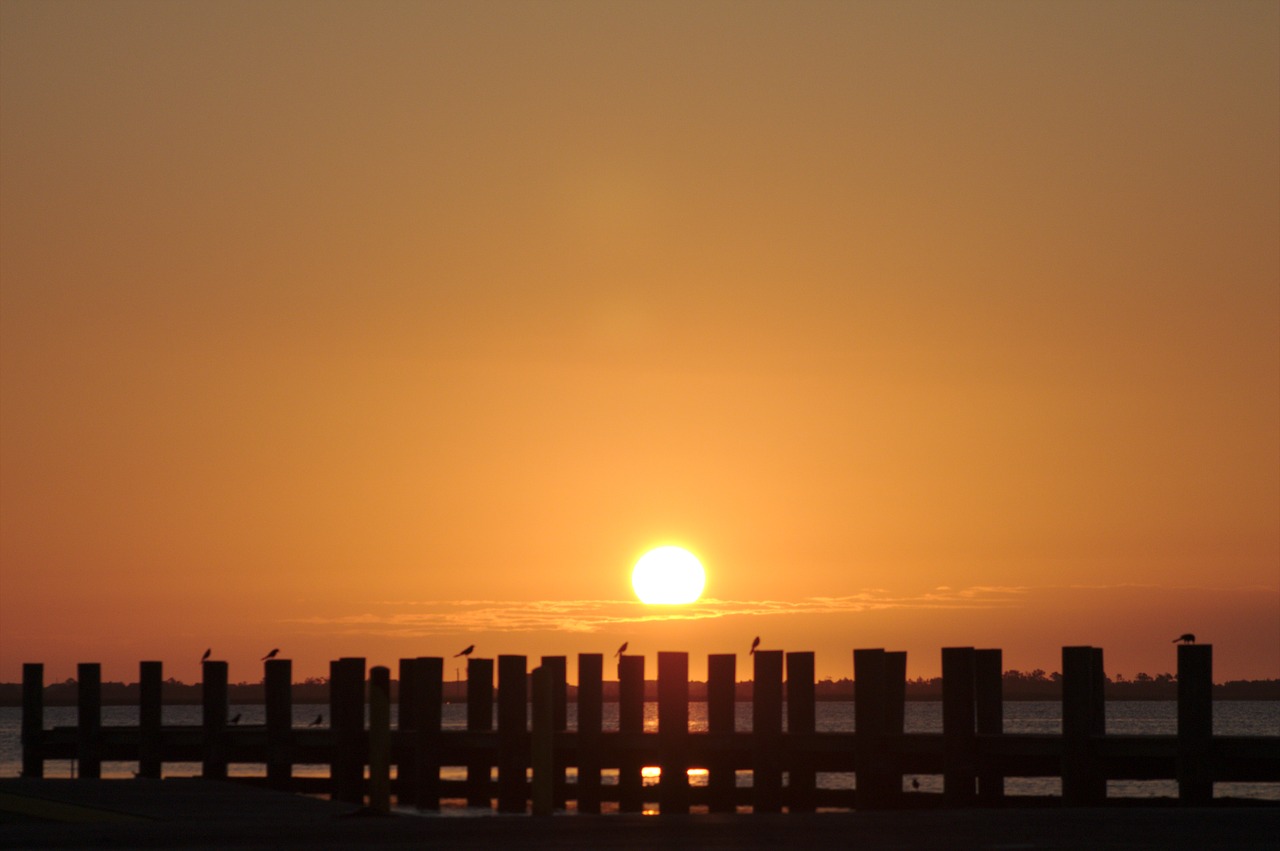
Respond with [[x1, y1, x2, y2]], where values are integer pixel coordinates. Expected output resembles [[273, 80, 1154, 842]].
[[230, 713, 241, 725], [201, 648, 212, 663], [261, 648, 280, 661], [749, 636, 760, 655], [310, 714, 323, 726], [454, 645, 475, 658], [1173, 633, 1196, 644], [615, 641, 628, 658]]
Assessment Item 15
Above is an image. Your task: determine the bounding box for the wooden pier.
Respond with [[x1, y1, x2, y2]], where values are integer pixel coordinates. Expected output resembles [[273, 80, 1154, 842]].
[[18, 644, 1280, 814]]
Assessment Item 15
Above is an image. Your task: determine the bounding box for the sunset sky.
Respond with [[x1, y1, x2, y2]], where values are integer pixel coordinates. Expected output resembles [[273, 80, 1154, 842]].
[[2, 1, 1277, 686]]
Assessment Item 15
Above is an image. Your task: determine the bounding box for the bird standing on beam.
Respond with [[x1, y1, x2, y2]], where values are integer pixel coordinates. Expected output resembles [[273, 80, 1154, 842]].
[[615, 642, 628, 658], [750, 636, 760, 655], [455, 645, 475, 657], [201, 648, 212, 663], [1173, 633, 1196, 644], [261, 648, 280, 661]]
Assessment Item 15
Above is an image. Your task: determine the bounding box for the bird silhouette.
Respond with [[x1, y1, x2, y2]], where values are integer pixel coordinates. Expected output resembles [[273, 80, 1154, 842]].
[[310, 714, 323, 726], [615, 642, 628, 658], [200, 648, 211, 663], [261, 648, 279, 661], [749, 636, 760, 655], [911, 777, 920, 790], [1173, 633, 1196, 644], [230, 713, 241, 724], [454, 645, 475, 658]]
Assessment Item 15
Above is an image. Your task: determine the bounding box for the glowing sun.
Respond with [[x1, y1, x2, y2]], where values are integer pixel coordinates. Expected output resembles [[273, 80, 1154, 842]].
[[632, 546, 705, 605]]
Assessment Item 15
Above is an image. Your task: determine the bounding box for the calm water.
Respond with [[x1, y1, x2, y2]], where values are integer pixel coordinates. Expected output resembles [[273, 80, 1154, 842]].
[[2, 701, 1277, 802]]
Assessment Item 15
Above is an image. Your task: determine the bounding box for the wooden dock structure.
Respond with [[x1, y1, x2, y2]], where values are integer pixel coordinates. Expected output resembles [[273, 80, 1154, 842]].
[[19, 644, 1280, 814]]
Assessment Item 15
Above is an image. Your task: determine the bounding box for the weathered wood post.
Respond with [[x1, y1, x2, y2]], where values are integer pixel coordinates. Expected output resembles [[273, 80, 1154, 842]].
[[540, 655, 568, 809], [1061, 645, 1105, 805], [707, 653, 736, 813], [21, 663, 43, 779], [617, 654, 645, 813], [787, 651, 817, 812], [138, 661, 163, 779], [201, 660, 228, 780], [497, 655, 527, 813], [941, 647, 977, 807], [885, 650, 908, 804], [77, 663, 102, 779], [974, 648, 1003, 804], [397, 657, 421, 801], [369, 665, 392, 814], [854, 648, 889, 809], [465, 657, 495, 808], [1177, 643, 1213, 805], [531, 665, 554, 816], [265, 658, 292, 788], [576, 653, 604, 814], [752, 649, 784, 813], [658, 651, 690, 814], [330, 657, 366, 804], [412, 657, 444, 810]]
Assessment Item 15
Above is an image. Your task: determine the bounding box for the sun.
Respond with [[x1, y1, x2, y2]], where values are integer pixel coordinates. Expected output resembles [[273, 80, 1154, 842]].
[[631, 546, 706, 605]]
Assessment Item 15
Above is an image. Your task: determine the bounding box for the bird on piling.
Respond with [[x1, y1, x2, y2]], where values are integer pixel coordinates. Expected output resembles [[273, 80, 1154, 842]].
[[230, 713, 241, 725], [1173, 633, 1196, 644], [310, 714, 324, 726], [911, 777, 920, 790], [615, 642, 628, 658], [201, 648, 212, 663], [749, 636, 760, 655], [454, 645, 475, 658], [261, 648, 279, 661]]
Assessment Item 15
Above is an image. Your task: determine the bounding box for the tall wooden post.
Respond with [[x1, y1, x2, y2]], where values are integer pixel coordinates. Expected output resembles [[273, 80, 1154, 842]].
[[1177, 643, 1213, 805], [707, 653, 736, 813], [854, 648, 889, 809], [329, 657, 366, 804], [786, 651, 816, 812], [531, 666, 554, 816], [465, 657, 494, 808], [368, 666, 392, 813], [941, 647, 976, 807], [974, 648, 1003, 804], [540, 655, 568, 809], [497, 655, 527, 813], [617, 654, 645, 813], [413, 657, 444, 810], [752, 649, 784, 813], [200, 660, 227, 780], [77, 663, 102, 779], [576, 653, 604, 814], [658, 651, 690, 814], [1062, 645, 1105, 805], [396, 657, 420, 801], [21, 663, 43, 779], [265, 658, 292, 788], [884, 650, 908, 805], [138, 661, 163, 779]]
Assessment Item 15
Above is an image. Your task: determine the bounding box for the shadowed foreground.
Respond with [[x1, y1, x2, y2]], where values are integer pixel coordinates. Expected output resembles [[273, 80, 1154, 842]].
[[1, 780, 1277, 850]]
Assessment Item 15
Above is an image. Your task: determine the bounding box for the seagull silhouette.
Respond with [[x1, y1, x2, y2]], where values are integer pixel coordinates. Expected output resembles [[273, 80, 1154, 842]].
[[615, 642, 628, 658], [749, 636, 760, 655], [261, 648, 279, 661], [201, 648, 211, 663], [454, 645, 475, 658], [230, 713, 241, 725], [309, 714, 323, 726], [1173, 633, 1196, 644]]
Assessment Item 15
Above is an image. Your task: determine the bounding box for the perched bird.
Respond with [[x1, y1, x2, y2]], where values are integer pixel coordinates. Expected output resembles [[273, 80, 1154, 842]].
[[261, 648, 280, 661], [230, 713, 241, 725], [1173, 633, 1196, 644], [454, 645, 475, 658], [911, 777, 920, 790], [310, 714, 324, 726], [201, 648, 212, 663], [615, 642, 628, 658], [749, 636, 760, 655]]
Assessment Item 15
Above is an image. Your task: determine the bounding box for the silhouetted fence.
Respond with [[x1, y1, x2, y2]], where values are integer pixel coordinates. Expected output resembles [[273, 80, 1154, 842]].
[[19, 645, 1280, 814]]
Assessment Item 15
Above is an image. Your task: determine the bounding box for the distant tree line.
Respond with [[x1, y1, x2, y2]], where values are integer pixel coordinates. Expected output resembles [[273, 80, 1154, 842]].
[[3, 671, 1277, 706]]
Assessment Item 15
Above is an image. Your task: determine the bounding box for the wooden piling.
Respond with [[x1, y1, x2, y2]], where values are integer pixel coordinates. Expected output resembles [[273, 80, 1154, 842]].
[[201, 660, 228, 781], [540, 655, 568, 809], [941, 647, 976, 807], [974, 648, 1003, 804], [854, 648, 889, 809], [786, 651, 816, 812], [369, 665, 392, 814], [617, 654, 645, 813], [21, 663, 43, 779], [1177, 643, 1213, 805], [138, 661, 163, 779], [412, 657, 443, 810], [497, 655, 527, 813], [576, 653, 604, 814], [465, 657, 494, 808], [329, 657, 366, 804], [265, 658, 292, 788], [396, 657, 420, 800], [1062, 645, 1105, 805], [752, 649, 784, 813], [658, 651, 690, 814], [531, 666, 554, 816], [707, 653, 736, 813]]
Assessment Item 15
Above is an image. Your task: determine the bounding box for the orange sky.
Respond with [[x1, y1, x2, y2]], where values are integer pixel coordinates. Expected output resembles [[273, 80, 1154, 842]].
[[2, 1, 1277, 686]]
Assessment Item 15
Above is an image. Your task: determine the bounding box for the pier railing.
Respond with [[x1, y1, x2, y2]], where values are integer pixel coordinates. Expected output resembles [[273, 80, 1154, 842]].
[[19, 645, 1280, 814]]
